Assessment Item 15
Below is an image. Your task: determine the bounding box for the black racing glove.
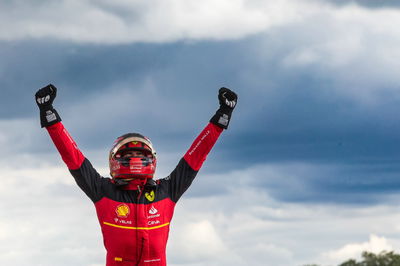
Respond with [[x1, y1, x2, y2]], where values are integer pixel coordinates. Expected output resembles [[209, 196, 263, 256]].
[[35, 84, 62, 128], [210, 87, 238, 129]]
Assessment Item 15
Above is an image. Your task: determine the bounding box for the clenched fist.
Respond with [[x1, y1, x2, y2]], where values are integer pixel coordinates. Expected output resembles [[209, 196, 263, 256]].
[[35, 84, 57, 108], [210, 87, 238, 129], [35, 84, 61, 128]]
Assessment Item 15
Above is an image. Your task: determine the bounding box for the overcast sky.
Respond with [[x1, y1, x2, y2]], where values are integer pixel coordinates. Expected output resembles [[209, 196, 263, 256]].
[[1, 0, 400, 265]]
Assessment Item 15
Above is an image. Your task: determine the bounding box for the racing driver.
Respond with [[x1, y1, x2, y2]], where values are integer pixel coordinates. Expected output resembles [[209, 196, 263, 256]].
[[35, 84, 238, 266]]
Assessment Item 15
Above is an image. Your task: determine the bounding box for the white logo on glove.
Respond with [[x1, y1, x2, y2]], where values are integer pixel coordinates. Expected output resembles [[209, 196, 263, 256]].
[[37, 95, 51, 105], [222, 92, 236, 108], [225, 98, 236, 108]]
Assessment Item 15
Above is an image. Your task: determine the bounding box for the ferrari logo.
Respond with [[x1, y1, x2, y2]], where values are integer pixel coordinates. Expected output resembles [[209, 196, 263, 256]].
[[116, 204, 130, 218], [145, 190, 155, 202]]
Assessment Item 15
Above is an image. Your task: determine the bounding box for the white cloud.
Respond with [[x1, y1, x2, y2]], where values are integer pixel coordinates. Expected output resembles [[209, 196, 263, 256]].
[[0, 119, 41, 155], [168, 220, 227, 263], [2, 0, 399, 53], [0, 0, 308, 44], [0, 164, 104, 266], [2, 161, 400, 265], [3, 0, 400, 265], [277, 3, 400, 105], [322, 234, 395, 265]]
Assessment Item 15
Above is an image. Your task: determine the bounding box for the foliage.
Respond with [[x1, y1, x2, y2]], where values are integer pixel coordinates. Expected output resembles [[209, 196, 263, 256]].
[[302, 250, 400, 266], [339, 251, 400, 266]]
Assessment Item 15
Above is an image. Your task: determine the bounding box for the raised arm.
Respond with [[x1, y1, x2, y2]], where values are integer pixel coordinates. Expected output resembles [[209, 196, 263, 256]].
[[35, 84, 85, 169], [166, 87, 238, 202], [35, 84, 104, 202], [183, 87, 238, 170]]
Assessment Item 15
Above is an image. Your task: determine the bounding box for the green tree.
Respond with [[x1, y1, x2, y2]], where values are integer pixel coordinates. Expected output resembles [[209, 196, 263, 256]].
[[339, 251, 400, 266]]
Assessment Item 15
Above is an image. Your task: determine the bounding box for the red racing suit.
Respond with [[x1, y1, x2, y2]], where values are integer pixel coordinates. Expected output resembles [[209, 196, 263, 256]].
[[46, 121, 223, 265]]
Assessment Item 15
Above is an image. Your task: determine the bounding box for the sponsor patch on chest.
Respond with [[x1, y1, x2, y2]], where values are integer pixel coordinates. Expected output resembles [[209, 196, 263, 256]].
[[115, 203, 130, 218]]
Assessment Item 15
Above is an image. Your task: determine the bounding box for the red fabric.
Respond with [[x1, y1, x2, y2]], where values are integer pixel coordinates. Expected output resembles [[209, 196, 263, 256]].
[[47, 121, 224, 265], [183, 123, 223, 171], [95, 197, 175, 266], [46, 122, 85, 170]]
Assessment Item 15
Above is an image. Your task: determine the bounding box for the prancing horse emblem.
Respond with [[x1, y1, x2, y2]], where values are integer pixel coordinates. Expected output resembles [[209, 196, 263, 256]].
[[145, 190, 155, 202]]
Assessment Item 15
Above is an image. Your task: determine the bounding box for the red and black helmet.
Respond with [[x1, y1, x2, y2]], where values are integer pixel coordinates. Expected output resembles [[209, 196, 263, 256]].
[[109, 133, 157, 179]]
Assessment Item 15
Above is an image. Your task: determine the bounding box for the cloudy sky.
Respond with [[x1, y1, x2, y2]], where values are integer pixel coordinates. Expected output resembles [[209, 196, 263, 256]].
[[1, 0, 400, 265]]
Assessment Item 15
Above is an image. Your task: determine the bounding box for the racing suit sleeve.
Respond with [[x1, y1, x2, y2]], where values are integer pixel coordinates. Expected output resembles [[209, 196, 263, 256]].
[[165, 122, 223, 202], [46, 122, 106, 202]]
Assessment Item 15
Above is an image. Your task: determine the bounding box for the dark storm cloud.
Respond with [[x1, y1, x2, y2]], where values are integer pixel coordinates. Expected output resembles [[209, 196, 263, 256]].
[[3, 29, 400, 205], [256, 161, 400, 205], [1, 39, 242, 118], [0, 38, 249, 150], [4, 2, 400, 265], [0, 40, 180, 118]]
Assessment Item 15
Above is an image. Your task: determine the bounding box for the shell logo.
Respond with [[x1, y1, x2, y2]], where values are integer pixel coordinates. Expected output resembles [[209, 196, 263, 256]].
[[115, 204, 130, 218]]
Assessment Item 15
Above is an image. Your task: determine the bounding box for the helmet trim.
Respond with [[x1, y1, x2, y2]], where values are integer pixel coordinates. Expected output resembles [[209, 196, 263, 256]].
[[110, 136, 156, 160]]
